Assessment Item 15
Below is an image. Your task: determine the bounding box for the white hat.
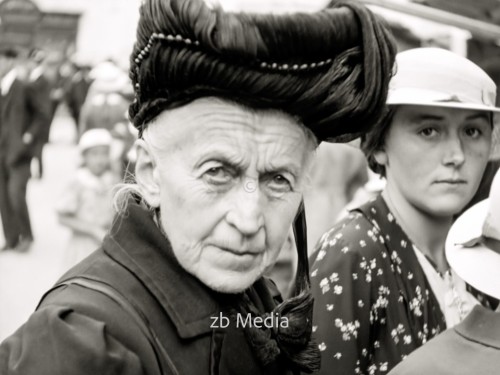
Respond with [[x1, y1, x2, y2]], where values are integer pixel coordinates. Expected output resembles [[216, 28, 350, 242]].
[[78, 129, 112, 152], [446, 167, 500, 300], [388, 48, 500, 113]]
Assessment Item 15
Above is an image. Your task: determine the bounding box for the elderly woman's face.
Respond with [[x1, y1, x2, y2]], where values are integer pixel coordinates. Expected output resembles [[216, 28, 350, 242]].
[[137, 98, 315, 293]]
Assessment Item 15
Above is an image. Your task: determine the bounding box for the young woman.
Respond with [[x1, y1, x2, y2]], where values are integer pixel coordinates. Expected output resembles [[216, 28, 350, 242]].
[[311, 47, 499, 375]]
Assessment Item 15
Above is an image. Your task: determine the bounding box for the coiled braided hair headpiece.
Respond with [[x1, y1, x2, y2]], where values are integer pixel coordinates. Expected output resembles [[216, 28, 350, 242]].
[[129, 0, 395, 142]]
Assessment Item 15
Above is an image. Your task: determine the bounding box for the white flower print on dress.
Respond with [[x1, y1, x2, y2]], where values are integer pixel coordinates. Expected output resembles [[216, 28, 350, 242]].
[[319, 278, 330, 294], [310, 195, 446, 375], [335, 318, 360, 341], [316, 249, 327, 261], [379, 362, 389, 372], [329, 272, 340, 283], [368, 364, 378, 375], [390, 324, 406, 344]]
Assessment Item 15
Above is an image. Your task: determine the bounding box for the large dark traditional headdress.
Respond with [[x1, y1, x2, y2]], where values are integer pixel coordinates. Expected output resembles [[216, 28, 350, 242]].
[[129, 0, 395, 142], [129, 0, 396, 373]]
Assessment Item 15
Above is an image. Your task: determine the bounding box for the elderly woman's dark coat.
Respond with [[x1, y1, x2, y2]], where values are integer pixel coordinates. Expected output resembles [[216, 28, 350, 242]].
[[0, 201, 292, 375]]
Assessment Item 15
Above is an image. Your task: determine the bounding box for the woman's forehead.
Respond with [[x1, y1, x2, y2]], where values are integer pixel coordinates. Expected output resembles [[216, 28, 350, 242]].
[[150, 97, 308, 144], [393, 105, 492, 124]]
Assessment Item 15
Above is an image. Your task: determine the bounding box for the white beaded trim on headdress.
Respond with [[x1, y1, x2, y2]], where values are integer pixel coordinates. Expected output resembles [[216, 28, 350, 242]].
[[133, 32, 334, 76]]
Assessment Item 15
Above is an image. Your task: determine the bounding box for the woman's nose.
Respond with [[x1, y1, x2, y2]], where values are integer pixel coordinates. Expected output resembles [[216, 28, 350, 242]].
[[442, 134, 466, 167], [225, 179, 265, 236]]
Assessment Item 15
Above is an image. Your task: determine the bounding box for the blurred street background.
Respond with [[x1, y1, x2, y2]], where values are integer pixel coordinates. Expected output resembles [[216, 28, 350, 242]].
[[1, 0, 500, 341], [0, 107, 78, 341]]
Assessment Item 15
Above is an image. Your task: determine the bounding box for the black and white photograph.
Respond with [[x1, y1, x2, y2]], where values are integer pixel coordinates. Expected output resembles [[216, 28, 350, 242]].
[[0, 0, 499, 374]]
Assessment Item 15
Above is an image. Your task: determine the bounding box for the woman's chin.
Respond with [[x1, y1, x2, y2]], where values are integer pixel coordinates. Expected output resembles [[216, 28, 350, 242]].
[[196, 269, 261, 294]]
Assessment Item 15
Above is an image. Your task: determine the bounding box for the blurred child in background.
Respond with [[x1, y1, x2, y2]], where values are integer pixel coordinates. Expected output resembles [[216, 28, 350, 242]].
[[56, 129, 119, 270]]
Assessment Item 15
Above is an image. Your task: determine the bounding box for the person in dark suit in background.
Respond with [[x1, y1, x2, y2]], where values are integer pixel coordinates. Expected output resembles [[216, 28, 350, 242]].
[[0, 48, 39, 252], [64, 63, 93, 137], [28, 49, 60, 178]]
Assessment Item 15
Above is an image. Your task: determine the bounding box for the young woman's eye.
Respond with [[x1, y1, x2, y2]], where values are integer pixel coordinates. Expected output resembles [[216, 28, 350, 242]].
[[418, 127, 438, 138], [464, 127, 482, 139]]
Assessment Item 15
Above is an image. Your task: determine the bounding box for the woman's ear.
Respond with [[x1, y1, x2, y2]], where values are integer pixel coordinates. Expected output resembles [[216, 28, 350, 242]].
[[373, 149, 388, 167], [134, 139, 161, 208]]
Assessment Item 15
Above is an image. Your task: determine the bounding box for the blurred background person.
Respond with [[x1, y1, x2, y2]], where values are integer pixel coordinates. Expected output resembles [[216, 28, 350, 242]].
[[108, 118, 136, 180], [78, 59, 134, 179], [63, 62, 93, 139], [56, 128, 118, 271], [0, 47, 38, 253], [78, 59, 131, 137], [27, 49, 59, 179], [389, 166, 500, 375], [304, 142, 369, 252], [311, 47, 499, 375]]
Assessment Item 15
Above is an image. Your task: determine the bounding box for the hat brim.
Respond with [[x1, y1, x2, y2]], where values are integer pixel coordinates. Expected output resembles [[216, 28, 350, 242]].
[[445, 199, 500, 300], [387, 88, 500, 113]]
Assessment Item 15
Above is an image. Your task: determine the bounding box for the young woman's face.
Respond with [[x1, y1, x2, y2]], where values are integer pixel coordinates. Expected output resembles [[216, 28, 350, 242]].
[[84, 145, 111, 176], [377, 105, 492, 217]]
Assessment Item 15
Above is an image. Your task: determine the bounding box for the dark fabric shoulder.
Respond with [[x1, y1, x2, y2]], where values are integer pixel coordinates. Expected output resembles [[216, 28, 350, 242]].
[[0, 303, 143, 375], [41, 281, 162, 374], [388, 330, 458, 375], [24, 250, 166, 375]]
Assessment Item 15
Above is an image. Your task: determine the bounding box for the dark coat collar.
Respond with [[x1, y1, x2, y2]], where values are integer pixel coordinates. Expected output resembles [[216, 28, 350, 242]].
[[103, 200, 221, 339], [455, 305, 500, 349], [102, 199, 281, 340]]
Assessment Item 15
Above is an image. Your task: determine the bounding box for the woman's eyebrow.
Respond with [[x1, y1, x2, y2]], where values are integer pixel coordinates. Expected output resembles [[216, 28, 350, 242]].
[[464, 113, 491, 122], [264, 160, 301, 177], [412, 113, 491, 122], [412, 114, 445, 122]]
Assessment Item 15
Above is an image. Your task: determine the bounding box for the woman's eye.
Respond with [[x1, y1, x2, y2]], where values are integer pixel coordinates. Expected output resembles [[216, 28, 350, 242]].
[[204, 167, 232, 184], [268, 174, 292, 192], [418, 127, 438, 138], [464, 127, 482, 139]]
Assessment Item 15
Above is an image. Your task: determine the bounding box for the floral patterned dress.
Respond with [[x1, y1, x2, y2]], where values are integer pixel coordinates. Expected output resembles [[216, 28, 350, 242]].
[[310, 195, 446, 375]]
